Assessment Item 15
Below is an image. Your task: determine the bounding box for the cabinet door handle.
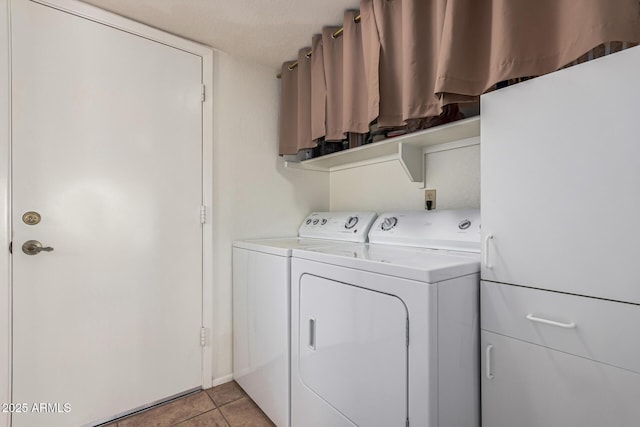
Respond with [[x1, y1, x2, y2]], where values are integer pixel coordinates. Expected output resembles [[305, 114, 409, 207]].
[[526, 314, 576, 329], [308, 317, 316, 350], [483, 234, 494, 269], [485, 345, 494, 380]]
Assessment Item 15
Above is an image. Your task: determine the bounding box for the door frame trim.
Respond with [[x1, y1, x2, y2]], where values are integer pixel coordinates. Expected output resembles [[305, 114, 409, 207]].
[[0, 2, 11, 426], [0, 1, 215, 423]]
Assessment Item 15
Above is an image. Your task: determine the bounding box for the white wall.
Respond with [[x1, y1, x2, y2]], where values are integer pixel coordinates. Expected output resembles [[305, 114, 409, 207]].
[[330, 159, 424, 211], [424, 140, 481, 209], [331, 140, 480, 212], [210, 51, 329, 384]]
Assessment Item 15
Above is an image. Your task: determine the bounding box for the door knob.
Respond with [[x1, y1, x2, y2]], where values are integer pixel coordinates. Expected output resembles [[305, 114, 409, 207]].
[[22, 240, 54, 256]]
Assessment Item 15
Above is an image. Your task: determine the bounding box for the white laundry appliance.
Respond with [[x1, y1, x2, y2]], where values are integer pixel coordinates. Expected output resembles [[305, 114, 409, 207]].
[[290, 210, 481, 427], [232, 211, 378, 427]]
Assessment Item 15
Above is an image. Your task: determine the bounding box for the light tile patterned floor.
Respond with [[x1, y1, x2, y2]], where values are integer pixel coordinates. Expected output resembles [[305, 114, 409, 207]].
[[103, 381, 275, 427]]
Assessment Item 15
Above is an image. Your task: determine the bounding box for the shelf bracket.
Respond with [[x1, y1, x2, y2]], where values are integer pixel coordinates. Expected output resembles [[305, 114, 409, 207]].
[[398, 143, 424, 183]]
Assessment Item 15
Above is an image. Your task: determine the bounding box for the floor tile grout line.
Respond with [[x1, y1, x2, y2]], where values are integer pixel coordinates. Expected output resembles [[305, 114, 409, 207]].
[[118, 390, 214, 427], [214, 395, 240, 427], [203, 389, 218, 408], [217, 406, 233, 427], [216, 395, 244, 408], [217, 396, 275, 427], [116, 384, 256, 427], [204, 384, 247, 427], [113, 389, 204, 426], [169, 391, 217, 426], [168, 408, 222, 427]]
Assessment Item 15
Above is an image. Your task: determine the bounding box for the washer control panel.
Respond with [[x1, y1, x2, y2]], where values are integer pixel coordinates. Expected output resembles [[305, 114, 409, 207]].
[[370, 209, 481, 252], [299, 212, 378, 242]]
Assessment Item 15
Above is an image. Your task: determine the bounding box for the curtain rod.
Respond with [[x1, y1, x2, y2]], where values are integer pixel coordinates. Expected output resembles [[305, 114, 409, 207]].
[[277, 14, 361, 79]]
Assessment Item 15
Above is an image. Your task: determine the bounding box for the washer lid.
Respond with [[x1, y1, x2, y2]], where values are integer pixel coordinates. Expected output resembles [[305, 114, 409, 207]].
[[292, 243, 480, 283], [369, 209, 480, 252], [233, 237, 356, 257]]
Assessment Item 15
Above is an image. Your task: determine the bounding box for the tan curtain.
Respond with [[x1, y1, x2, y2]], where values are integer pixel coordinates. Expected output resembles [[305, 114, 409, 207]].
[[360, 0, 448, 127], [401, 0, 447, 120], [296, 47, 316, 151], [436, 0, 640, 97], [282, 1, 640, 155], [360, 0, 380, 127], [310, 34, 326, 141], [322, 27, 346, 141], [365, 0, 403, 127], [278, 60, 298, 155], [279, 51, 316, 155], [342, 10, 369, 134]]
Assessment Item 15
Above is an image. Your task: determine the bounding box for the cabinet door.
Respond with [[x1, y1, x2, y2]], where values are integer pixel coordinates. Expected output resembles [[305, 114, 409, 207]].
[[480, 46, 640, 304], [481, 331, 640, 427]]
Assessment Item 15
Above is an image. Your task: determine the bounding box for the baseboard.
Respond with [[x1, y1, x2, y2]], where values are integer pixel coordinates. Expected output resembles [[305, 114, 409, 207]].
[[211, 374, 234, 387]]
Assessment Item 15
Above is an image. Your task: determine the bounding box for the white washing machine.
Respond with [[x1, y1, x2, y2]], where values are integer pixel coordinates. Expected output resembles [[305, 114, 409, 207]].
[[290, 210, 481, 427], [232, 212, 378, 427]]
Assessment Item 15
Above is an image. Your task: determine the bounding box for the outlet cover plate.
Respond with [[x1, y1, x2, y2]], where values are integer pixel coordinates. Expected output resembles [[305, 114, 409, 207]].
[[424, 189, 436, 210]]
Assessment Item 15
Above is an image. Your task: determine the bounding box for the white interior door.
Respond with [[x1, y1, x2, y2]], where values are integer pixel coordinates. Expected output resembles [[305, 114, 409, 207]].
[[11, 0, 204, 425]]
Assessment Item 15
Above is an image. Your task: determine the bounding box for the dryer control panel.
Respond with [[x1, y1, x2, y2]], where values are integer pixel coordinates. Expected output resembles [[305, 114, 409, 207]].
[[369, 209, 481, 252], [299, 212, 377, 242]]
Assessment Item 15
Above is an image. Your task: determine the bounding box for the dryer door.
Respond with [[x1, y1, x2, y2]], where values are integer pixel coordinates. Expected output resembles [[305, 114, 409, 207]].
[[298, 274, 408, 426]]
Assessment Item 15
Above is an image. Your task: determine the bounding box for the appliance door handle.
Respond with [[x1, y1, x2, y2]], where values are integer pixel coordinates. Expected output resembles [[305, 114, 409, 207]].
[[526, 313, 576, 329], [483, 234, 494, 269], [485, 345, 494, 380], [308, 317, 316, 350]]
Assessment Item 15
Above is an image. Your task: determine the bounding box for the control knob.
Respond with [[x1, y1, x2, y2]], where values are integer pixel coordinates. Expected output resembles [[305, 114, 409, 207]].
[[344, 216, 359, 229], [381, 217, 398, 231], [458, 219, 471, 230]]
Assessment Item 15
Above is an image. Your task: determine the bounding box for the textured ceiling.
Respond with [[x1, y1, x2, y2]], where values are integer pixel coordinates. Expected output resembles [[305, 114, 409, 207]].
[[80, 0, 361, 71]]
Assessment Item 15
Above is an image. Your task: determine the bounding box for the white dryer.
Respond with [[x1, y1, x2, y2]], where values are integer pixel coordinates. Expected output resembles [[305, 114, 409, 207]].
[[290, 210, 481, 427], [232, 212, 377, 427]]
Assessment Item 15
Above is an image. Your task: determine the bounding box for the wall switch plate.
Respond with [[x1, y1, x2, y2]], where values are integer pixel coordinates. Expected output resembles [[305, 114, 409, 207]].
[[424, 189, 436, 210]]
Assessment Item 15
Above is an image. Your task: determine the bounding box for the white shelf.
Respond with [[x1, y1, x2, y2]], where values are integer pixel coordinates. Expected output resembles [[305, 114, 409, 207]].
[[285, 116, 480, 182]]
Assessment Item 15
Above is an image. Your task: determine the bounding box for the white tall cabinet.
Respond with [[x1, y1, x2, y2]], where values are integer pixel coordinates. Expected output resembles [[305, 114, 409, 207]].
[[480, 46, 640, 427]]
